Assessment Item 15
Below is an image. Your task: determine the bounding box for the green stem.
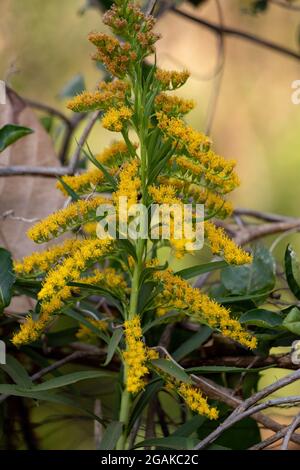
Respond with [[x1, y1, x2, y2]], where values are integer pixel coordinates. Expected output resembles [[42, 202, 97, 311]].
[[117, 63, 149, 450]]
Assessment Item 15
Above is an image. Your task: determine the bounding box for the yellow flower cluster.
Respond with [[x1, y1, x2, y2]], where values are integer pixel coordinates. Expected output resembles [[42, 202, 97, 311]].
[[103, 1, 159, 56], [57, 169, 106, 196], [89, 33, 137, 78], [38, 239, 112, 303], [97, 141, 133, 168], [13, 239, 82, 276], [148, 184, 181, 205], [113, 158, 141, 209], [189, 186, 233, 219], [102, 106, 133, 132], [12, 314, 50, 348], [57, 142, 132, 196], [67, 80, 129, 113], [155, 93, 194, 116], [76, 318, 108, 343], [27, 196, 108, 243], [157, 112, 211, 153], [178, 383, 219, 420], [175, 155, 239, 195], [123, 316, 149, 394], [12, 239, 113, 348], [80, 267, 127, 294], [154, 269, 257, 349], [155, 69, 190, 90], [205, 222, 252, 265]]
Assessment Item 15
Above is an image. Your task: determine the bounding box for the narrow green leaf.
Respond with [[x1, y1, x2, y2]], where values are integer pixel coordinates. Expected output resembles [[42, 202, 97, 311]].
[[128, 379, 162, 433], [187, 365, 270, 374], [175, 261, 228, 280], [0, 384, 106, 425], [172, 415, 206, 437], [240, 308, 283, 328], [98, 421, 123, 450], [283, 307, 300, 335], [0, 247, 15, 312], [0, 124, 33, 152], [56, 176, 79, 201], [116, 238, 137, 262], [151, 358, 192, 384], [172, 326, 212, 361], [64, 309, 109, 343], [134, 436, 198, 449], [142, 310, 179, 333], [285, 245, 300, 300], [83, 144, 117, 190], [27, 370, 115, 392], [68, 281, 123, 312], [103, 329, 123, 366], [0, 354, 32, 388]]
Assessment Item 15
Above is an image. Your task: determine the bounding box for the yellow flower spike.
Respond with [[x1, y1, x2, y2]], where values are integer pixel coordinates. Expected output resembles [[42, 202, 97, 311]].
[[12, 239, 113, 347], [13, 239, 82, 276], [102, 106, 133, 132], [148, 184, 181, 205], [27, 196, 109, 243], [154, 269, 256, 349], [155, 69, 190, 90], [155, 93, 195, 116], [113, 159, 141, 210], [123, 316, 149, 394], [178, 383, 219, 420], [205, 221, 252, 265]]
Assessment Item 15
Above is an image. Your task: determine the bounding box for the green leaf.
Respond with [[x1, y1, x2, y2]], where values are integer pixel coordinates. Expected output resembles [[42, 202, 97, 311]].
[[98, 421, 123, 450], [172, 415, 206, 437], [103, 329, 123, 366], [59, 74, 85, 99], [27, 370, 115, 392], [240, 308, 283, 328], [175, 261, 228, 280], [285, 245, 300, 300], [215, 290, 273, 304], [0, 384, 106, 425], [172, 326, 212, 361], [221, 245, 275, 296], [0, 247, 15, 312], [63, 308, 110, 343], [187, 365, 270, 374], [83, 144, 117, 190], [283, 307, 300, 335], [128, 379, 162, 433], [151, 358, 192, 384], [56, 176, 79, 201], [142, 311, 179, 333], [134, 436, 198, 450], [0, 354, 32, 388], [0, 124, 33, 152]]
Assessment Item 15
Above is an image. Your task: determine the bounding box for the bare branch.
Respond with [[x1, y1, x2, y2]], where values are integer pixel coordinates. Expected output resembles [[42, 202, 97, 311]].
[[68, 110, 100, 173], [270, 0, 300, 11], [0, 165, 73, 177], [281, 412, 300, 450], [172, 7, 300, 61], [24, 98, 72, 129], [193, 368, 300, 449]]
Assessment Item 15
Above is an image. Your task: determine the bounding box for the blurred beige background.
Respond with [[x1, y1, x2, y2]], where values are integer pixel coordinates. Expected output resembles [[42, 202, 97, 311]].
[[1, 0, 300, 217]]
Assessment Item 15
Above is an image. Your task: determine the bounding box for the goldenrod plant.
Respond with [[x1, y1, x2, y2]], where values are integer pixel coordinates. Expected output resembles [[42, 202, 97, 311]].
[[7, 1, 259, 449]]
